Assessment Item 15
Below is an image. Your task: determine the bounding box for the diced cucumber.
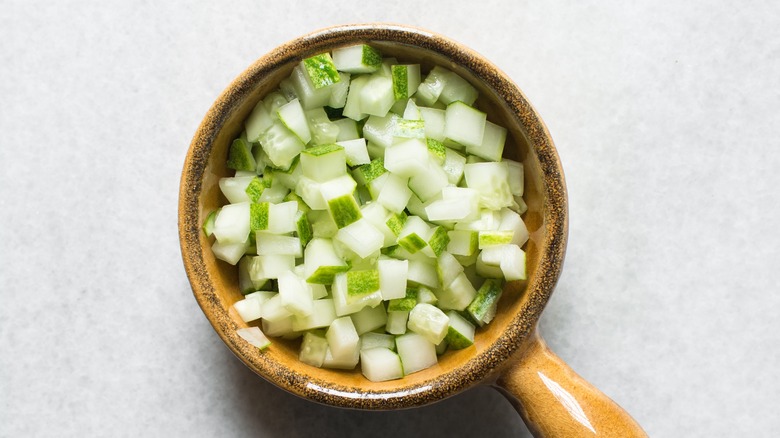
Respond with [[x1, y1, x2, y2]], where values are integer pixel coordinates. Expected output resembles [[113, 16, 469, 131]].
[[360, 347, 403, 382], [336, 138, 370, 166], [407, 303, 449, 345], [245, 100, 274, 142], [385, 211, 407, 236], [278, 271, 313, 317], [299, 331, 329, 367], [415, 66, 450, 106], [416, 287, 438, 306], [445, 311, 475, 349], [258, 120, 305, 170], [213, 202, 250, 244], [360, 332, 396, 351], [392, 118, 425, 142], [426, 139, 446, 165], [383, 138, 429, 178], [327, 194, 362, 229], [300, 144, 346, 182], [334, 218, 384, 258], [244, 177, 266, 203], [302, 53, 340, 89], [295, 210, 313, 247], [397, 216, 430, 254], [463, 162, 513, 210], [478, 230, 514, 249], [395, 332, 437, 375], [303, 238, 349, 284], [467, 279, 503, 326], [442, 147, 467, 184], [265, 201, 298, 235], [480, 244, 527, 281], [388, 287, 418, 311], [308, 209, 338, 238], [426, 226, 450, 257], [386, 310, 409, 335], [351, 304, 388, 335], [342, 75, 369, 121], [467, 120, 506, 162], [278, 78, 298, 101], [346, 270, 380, 304], [219, 176, 254, 204], [202, 209, 219, 237], [360, 74, 395, 117], [425, 187, 479, 222], [326, 316, 360, 362], [295, 176, 327, 210], [252, 254, 295, 280], [238, 256, 269, 293], [391, 64, 421, 100], [436, 251, 464, 289], [256, 234, 301, 257], [376, 173, 412, 213], [498, 207, 529, 247], [305, 107, 340, 145], [444, 101, 486, 149], [227, 138, 257, 171], [332, 44, 382, 73], [334, 118, 360, 141], [378, 258, 408, 300], [476, 254, 504, 279], [362, 114, 398, 149], [236, 327, 272, 350], [322, 345, 360, 370], [436, 272, 477, 310], [353, 158, 387, 186], [360, 203, 397, 247], [332, 272, 383, 316], [290, 65, 334, 110], [292, 299, 337, 331], [438, 70, 478, 106], [328, 72, 351, 108], [403, 99, 422, 120], [261, 315, 297, 338], [407, 161, 449, 203], [261, 294, 293, 322], [233, 294, 263, 322], [418, 107, 446, 142], [406, 259, 439, 289]]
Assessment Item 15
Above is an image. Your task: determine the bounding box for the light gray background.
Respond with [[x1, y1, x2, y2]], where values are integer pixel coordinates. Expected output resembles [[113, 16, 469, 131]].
[[2, 1, 778, 437]]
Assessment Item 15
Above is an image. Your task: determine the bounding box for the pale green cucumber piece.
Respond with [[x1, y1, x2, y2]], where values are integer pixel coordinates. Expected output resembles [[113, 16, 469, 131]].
[[269, 157, 298, 189], [290, 64, 334, 110], [327, 194, 362, 228], [238, 255, 262, 294], [353, 158, 387, 186], [309, 283, 328, 300], [442, 147, 467, 184], [476, 254, 504, 279], [219, 176, 254, 204], [256, 234, 301, 257], [279, 270, 313, 317], [308, 209, 338, 238], [466, 154, 487, 164], [328, 72, 351, 108], [415, 287, 438, 306], [393, 118, 425, 142], [378, 258, 408, 300], [376, 173, 412, 213], [395, 332, 437, 375], [295, 211, 313, 247], [211, 239, 248, 265], [233, 294, 262, 322], [391, 64, 421, 100], [438, 70, 478, 105], [263, 92, 288, 119], [360, 332, 396, 351], [444, 101, 486, 149], [303, 238, 349, 284], [213, 202, 250, 244], [436, 271, 477, 311], [464, 162, 514, 210], [360, 347, 404, 382], [360, 74, 395, 117], [467, 279, 503, 326], [363, 113, 399, 149], [278, 77, 298, 101], [415, 66, 450, 106], [385, 211, 407, 236], [467, 120, 506, 162], [342, 75, 369, 121], [350, 304, 388, 335], [427, 226, 450, 257], [505, 159, 524, 196], [407, 161, 449, 203], [284, 191, 309, 212], [322, 345, 360, 369], [332, 272, 383, 316], [388, 287, 418, 312], [406, 191, 440, 221], [292, 299, 337, 331], [252, 254, 295, 280], [337, 138, 371, 166], [426, 139, 446, 165], [244, 177, 266, 203], [407, 259, 440, 288], [305, 107, 340, 145], [202, 209, 219, 237], [397, 216, 430, 254], [236, 327, 272, 350], [261, 294, 293, 322], [257, 180, 289, 204], [326, 316, 359, 362], [346, 269, 380, 304], [418, 107, 446, 142], [302, 53, 340, 89], [227, 138, 256, 171], [258, 120, 305, 170], [295, 176, 327, 210], [245, 100, 274, 142], [383, 138, 429, 178], [261, 315, 298, 338], [300, 144, 346, 182], [444, 311, 475, 349], [385, 310, 409, 335], [407, 303, 449, 345], [403, 99, 422, 120], [480, 244, 526, 281], [478, 230, 514, 248], [332, 44, 382, 73], [264, 201, 298, 235], [299, 331, 328, 367], [334, 118, 360, 141], [360, 202, 397, 247], [498, 208, 529, 247], [436, 251, 464, 289], [334, 218, 384, 259], [276, 98, 312, 144], [425, 188, 479, 222], [514, 196, 528, 215]]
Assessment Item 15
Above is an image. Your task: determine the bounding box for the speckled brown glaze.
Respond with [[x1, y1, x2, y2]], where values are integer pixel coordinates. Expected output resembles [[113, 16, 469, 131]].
[[179, 23, 646, 436]]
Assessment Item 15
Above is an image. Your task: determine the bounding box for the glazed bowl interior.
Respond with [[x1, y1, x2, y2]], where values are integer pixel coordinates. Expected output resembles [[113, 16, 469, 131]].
[[180, 24, 566, 409]]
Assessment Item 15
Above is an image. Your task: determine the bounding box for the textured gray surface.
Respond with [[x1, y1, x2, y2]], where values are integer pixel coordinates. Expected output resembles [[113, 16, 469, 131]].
[[1, 1, 779, 436]]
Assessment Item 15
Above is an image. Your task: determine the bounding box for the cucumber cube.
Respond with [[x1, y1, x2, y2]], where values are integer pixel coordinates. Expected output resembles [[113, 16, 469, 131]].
[[322, 346, 360, 370], [419, 107, 446, 142], [360, 202, 397, 247], [406, 259, 439, 289], [416, 287, 438, 306], [388, 287, 418, 312], [292, 299, 337, 331], [360, 74, 395, 117], [309, 209, 338, 238], [328, 72, 351, 108], [261, 315, 297, 338], [363, 114, 398, 149], [327, 194, 362, 228], [290, 64, 334, 110], [426, 138, 446, 164], [334, 118, 360, 141], [442, 147, 467, 184], [300, 144, 346, 182], [383, 138, 429, 178], [376, 173, 412, 213], [407, 161, 449, 203], [266, 201, 298, 234], [299, 331, 329, 367], [436, 251, 464, 289], [334, 218, 384, 258], [464, 162, 513, 210], [407, 303, 450, 345], [395, 332, 437, 375], [295, 211, 313, 247], [378, 258, 408, 300], [478, 230, 515, 249], [505, 159, 524, 196], [467, 279, 503, 326], [295, 176, 327, 210], [353, 158, 387, 185], [444, 101, 486, 149], [245, 100, 274, 142], [342, 75, 369, 121], [346, 270, 380, 304], [261, 294, 293, 322], [236, 327, 272, 350], [427, 226, 450, 257], [326, 316, 359, 360], [258, 121, 305, 170], [303, 238, 349, 284], [386, 310, 409, 335], [360, 332, 396, 351], [233, 295, 263, 323], [305, 107, 340, 145], [360, 347, 404, 382], [403, 99, 422, 120], [219, 176, 254, 204], [332, 44, 382, 74], [254, 254, 295, 280], [256, 234, 301, 257], [302, 53, 340, 89], [415, 66, 450, 106], [337, 138, 370, 166], [213, 202, 250, 244], [499, 208, 529, 247], [227, 138, 257, 171], [202, 209, 218, 237], [277, 98, 312, 144], [332, 272, 383, 316], [467, 120, 507, 162], [397, 216, 430, 254], [244, 177, 266, 203], [279, 271, 313, 317], [438, 70, 478, 105], [445, 311, 476, 349], [350, 304, 388, 335], [436, 272, 477, 311], [476, 254, 504, 279], [385, 211, 407, 236], [391, 64, 421, 100]]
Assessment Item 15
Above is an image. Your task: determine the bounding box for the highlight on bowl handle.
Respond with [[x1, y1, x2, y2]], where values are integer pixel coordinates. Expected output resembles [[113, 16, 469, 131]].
[[492, 328, 648, 438]]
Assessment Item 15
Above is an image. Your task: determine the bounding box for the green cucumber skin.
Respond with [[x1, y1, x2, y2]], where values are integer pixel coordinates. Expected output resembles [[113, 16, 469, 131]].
[[466, 279, 503, 326]]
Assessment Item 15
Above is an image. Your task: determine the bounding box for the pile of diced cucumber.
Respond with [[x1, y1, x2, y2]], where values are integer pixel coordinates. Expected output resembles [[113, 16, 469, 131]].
[[203, 44, 529, 382]]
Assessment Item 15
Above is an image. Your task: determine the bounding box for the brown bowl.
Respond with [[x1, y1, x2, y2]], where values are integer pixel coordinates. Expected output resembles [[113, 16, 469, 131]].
[[179, 23, 647, 437]]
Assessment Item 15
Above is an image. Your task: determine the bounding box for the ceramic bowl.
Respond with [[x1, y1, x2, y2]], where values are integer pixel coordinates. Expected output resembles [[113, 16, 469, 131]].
[[179, 23, 647, 437]]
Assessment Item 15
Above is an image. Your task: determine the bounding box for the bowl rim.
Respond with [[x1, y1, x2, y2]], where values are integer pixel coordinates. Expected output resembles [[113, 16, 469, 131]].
[[179, 22, 568, 410]]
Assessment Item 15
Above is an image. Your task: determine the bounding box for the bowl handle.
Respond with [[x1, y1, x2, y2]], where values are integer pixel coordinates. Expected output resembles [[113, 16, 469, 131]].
[[492, 328, 648, 437]]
